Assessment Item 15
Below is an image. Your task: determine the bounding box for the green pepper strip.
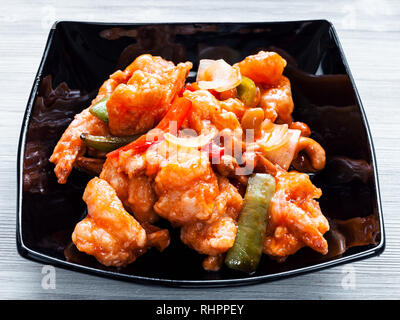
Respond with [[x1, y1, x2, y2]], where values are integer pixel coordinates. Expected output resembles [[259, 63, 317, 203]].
[[89, 96, 109, 122], [80, 133, 141, 153], [236, 76, 256, 107], [225, 173, 276, 273]]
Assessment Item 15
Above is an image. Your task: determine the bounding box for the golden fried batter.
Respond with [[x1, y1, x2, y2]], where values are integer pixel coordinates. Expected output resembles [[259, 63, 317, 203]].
[[107, 61, 192, 136], [180, 176, 243, 257], [152, 142, 219, 225], [72, 177, 147, 267], [258, 76, 294, 124], [100, 153, 158, 224], [183, 89, 241, 134], [124, 54, 176, 76], [236, 51, 287, 85], [263, 170, 329, 260], [49, 108, 110, 184]]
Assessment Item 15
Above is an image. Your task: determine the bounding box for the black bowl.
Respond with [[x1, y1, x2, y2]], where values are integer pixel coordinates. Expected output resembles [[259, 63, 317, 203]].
[[17, 20, 385, 287]]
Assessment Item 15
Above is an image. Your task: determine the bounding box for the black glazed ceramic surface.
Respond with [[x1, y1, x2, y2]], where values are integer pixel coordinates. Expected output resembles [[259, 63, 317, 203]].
[[17, 20, 385, 286]]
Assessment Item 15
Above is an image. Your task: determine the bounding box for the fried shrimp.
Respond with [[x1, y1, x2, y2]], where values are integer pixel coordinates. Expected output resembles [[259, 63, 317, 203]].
[[180, 176, 243, 257], [100, 153, 159, 224], [107, 61, 192, 136], [236, 51, 287, 85], [49, 108, 110, 184], [151, 142, 220, 225], [263, 170, 329, 260], [259, 76, 294, 124], [72, 177, 147, 267], [183, 89, 241, 134]]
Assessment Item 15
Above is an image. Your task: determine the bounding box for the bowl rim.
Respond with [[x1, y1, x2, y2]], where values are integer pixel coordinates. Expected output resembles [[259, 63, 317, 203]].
[[16, 19, 385, 287]]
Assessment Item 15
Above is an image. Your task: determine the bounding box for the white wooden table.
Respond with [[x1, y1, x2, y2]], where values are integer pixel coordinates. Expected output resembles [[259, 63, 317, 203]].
[[1, 0, 400, 299]]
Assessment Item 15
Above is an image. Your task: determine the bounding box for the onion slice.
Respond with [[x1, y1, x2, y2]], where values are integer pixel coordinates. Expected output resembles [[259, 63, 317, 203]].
[[263, 129, 301, 170], [164, 129, 217, 149], [258, 124, 290, 152], [196, 59, 242, 92]]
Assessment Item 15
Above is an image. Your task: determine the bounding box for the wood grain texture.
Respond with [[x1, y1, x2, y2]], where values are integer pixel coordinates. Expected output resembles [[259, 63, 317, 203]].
[[1, 0, 400, 300]]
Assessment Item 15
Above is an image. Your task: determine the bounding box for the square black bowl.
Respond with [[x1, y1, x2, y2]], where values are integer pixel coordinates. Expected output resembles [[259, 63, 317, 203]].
[[17, 20, 385, 287]]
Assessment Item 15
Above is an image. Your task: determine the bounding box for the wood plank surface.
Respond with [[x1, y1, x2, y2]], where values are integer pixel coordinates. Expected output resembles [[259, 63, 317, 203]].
[[1, 0, 399, 299]]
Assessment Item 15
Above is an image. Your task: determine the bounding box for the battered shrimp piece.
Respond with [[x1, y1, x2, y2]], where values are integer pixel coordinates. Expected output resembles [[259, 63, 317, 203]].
[[258, 76, 294, 124], [100, 153, 159, 224], [107, 54, 176, 85], [72, 177, 147, 267], [180, 176, 243, 257], [152, 142, 220, 225], [93, 78, 121, 104], [182, 89, 242, 159], [127, 175, 158, 223], [183, 89, 241, 134], [107, 61, 192, 136], [236, 51, 287, 86], [219, 98, 246, 119], [49, 108, 110, 184], [181, 216, 237, 256], [263, 170, 329, 260], [125, 54, 176, 75]]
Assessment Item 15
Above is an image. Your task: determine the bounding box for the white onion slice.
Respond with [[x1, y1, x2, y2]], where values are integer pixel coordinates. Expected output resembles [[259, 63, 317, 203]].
[[164, 130, 216, 149], [196, 59, 241, 92], [261, 124, 290, 152], [263, 129, 301, 170], [196, 59, 214, 81]]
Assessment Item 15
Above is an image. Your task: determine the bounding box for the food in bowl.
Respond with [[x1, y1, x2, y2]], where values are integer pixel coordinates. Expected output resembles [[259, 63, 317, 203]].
[[50, 51, 330, 273]]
